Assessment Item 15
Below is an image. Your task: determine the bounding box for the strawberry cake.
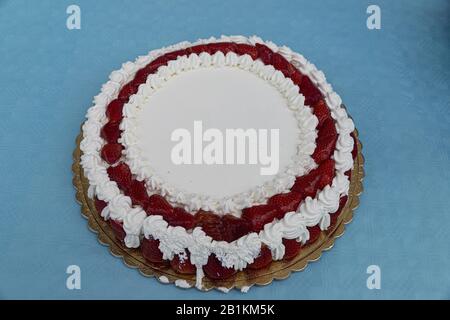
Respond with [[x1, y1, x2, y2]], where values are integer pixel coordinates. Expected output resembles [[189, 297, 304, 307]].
[[79, 35, 357, 289]]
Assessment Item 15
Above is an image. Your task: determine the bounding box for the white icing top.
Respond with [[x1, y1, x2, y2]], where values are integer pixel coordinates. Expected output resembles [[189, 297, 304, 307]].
[[80, 35, 354, 289], [121, 52, 317, 215]]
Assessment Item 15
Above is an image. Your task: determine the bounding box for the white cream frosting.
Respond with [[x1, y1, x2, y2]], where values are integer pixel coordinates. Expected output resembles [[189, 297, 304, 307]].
[[120, 52, 317, 215], [79, 35, 355, 290], [123, 207, 147, 248], [174, 279, 192, 289]]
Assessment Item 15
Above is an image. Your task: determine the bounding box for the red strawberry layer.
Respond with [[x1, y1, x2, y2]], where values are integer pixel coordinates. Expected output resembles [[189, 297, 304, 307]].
[[125, 180, 149, 207], [203, 254, 237, 280], [195, 211, 251, 242], [105, 99, 125, 123], [107, 162, 132, 191], [109, 219, 126, 242], [141, 237, 165, 264], [241, 205, 281, 233], [283, 239, 302, 260], [306, 225, 321, 245], [145, 195, 195, 230], [101, 143, 123, 165], [94, 198, 107, 218], [170, 251, 196, 275], [247, 246, 272, 270], [312, 118, 338, 164], [267, 191, 303, 219], [291, 159, 335, 198]]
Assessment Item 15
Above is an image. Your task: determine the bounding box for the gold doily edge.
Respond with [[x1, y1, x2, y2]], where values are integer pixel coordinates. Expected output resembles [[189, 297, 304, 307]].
[[72, 121, 364, 292]]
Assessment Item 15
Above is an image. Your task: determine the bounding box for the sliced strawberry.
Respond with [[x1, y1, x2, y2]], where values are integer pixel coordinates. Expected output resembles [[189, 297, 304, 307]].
[[291, 169, 321, 198], [170, 251, 196, 275], [290, 69, 303, 87], [101, 143, 123, 165], [136, 62, 164, 83], [247, 246, 272, 270], [194, 210, 223, 241], [300, 76, 322, 106], [235, 44, 259, 59], [101, 121, 121, 143], [133, 67, 152, 84], [312, 118, 338, 163], [350, 131, 358, 160], [292, 160, 336, 195], [126, 180, 149, 207], [255, 43, 273, 65], [105, 99, 125, 123], [203, 254, 236, 280], [316, 159, 335, 190], [148, 55, 169, 68], [194, 212, 251, 242], [312, 99, 331, 128], [330, 196, 348, 228], [94, 197, 107, 217], [283, 239, 302, 260], [118, 81, 139, 101], [109, 219, 126, 241], [272, 52, 295, 77], [221, 215, 252, 242], [141, 237, 164, 263], [163, 49, 189, 61], [167, 207, 195, 229], [319, 118, 338, 139], [208, 42, 237, 54], [268, 191, 303, 219], [107, 162, 132, 191], [339, 195, 348, 209], [145, 194, 173, 217], [313, 136, 337, 164], [306, 225, 321, 245], [188, 44, 210, 55], [241, 204, 281, 232]]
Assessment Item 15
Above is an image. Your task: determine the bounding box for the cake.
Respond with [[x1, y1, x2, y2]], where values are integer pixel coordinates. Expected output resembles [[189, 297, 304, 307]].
[[79, 35, 357, 290]]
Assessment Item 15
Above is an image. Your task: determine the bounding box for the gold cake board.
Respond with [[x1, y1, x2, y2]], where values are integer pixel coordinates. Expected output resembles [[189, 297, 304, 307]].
[[72, 124, 364, 292]]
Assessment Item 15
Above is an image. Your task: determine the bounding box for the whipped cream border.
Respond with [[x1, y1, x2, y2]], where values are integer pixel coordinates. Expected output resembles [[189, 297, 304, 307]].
[[79, 35, 355, 289], [120, 51, 318, 215]]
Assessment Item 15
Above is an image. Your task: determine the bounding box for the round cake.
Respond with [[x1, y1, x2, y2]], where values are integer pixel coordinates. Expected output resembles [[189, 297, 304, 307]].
[[79, 35, 358, 290]]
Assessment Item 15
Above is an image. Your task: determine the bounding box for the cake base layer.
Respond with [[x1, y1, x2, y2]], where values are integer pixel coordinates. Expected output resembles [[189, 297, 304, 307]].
[[73, 121, 364, 292]]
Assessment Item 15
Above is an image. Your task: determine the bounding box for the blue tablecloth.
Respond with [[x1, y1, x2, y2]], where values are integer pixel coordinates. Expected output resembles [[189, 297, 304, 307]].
[[0, 0, 448, 299]]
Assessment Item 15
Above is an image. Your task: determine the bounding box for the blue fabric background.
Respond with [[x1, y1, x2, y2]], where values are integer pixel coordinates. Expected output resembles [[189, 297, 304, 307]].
[[0, 0, 448, 299]]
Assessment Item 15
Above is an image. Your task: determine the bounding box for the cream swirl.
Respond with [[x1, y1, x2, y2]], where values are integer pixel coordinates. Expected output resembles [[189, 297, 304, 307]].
[[336, 132, 355, 153], [107, 194, 132, 221], [334, 149, 354, 172], [123, 207, 146, 248], [189, 228, 213, 267], [332, 172, 350, 195], [297, 197, 325, 227], [280, 211, 309, 243], [214, 233, 261, 270], [259, 222, 285, 260], [159, 226, 194, 260], [142, 215, 168, 240], [318, 185, 341, 213]]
